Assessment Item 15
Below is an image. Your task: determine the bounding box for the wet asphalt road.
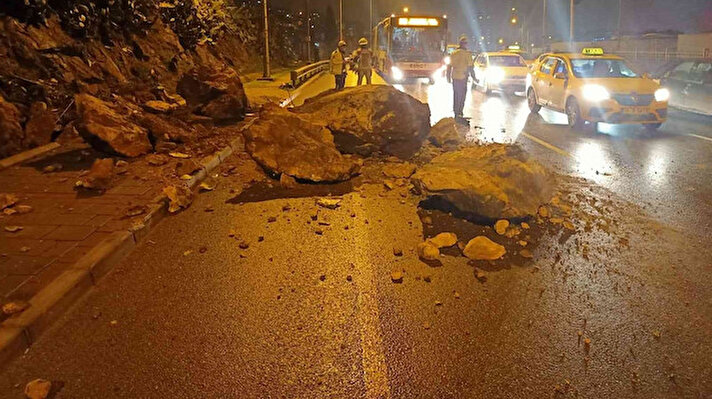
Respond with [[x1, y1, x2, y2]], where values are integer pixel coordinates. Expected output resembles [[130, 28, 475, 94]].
[[1, 79, 711, 398], [397, 77, 712, 235]]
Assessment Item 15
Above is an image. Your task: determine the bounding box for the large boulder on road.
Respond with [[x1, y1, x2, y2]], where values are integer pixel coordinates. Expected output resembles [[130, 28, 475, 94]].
[[74, 94, 152, 158], [244, 105, 361, 182], [295, 85, 430, 158], [411, 145, 553, 219]]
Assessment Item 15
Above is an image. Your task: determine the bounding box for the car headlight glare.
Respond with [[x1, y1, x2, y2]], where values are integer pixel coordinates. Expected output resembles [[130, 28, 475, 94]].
[[582, 84, 610, 102], [443, 56, 451, 65], [391, 66, 404, 81], [486, 67, 505, 84], [654, 88, 670, 102]]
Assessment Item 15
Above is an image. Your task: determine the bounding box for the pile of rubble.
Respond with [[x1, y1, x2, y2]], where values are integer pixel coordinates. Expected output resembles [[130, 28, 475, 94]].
[[0, 2, 251, 158]]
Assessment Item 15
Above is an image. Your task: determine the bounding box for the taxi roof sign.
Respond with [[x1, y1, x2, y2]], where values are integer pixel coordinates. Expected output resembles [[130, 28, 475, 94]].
[[507, 45, 521, 51], [582, 48, 604, 55]]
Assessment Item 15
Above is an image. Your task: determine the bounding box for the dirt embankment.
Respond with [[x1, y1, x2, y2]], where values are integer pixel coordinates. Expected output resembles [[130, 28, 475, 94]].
[[0, 1, 254, 158]]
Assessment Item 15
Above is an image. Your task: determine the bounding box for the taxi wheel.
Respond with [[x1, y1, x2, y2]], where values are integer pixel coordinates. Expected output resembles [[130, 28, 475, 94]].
[[527, 89, 541, 113], [566, 98, 584, 129], [644, 123, 662, 131]]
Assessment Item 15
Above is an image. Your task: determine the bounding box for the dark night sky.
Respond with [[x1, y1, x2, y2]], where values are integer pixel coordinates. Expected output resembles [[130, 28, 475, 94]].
[[273, 0, 712, 41]]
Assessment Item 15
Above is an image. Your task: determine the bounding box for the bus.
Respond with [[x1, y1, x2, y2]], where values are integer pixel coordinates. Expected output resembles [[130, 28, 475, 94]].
[[373, 15, 448, 83]]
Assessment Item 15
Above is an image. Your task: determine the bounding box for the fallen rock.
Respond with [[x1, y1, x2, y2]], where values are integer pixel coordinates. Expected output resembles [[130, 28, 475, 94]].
[[391, 271, 403, 283], [143, 100, 175, 114], [146, 154, 169, 166], [163, 185, 193, 213], [175, 159, 201, 177], [0, 96, 24, 158], [411, 145, 553, 219], [139, 114, 195, 144], [316, 198, 341, 209], [463, 236, 506, 261], [4, 226, 23, 233], [2, 300, 29, 315], [295, 85, 431, 158], [244, 105, 360, 182], [279, 174, 298, 188], [24, 102, 56, 147], [0, 193, 19, 210], [382, 162, 417, 179], [428, 117, 466, 149], [177, 66, 249, 121], [428, 232, 458, 248], [74, 94, 151, 157], [15, 205, 33, 214], [417, 241, 440, 261], [494, 219, 510, 235], [75, 158, 114, 190], [24, 378, 51, 399]]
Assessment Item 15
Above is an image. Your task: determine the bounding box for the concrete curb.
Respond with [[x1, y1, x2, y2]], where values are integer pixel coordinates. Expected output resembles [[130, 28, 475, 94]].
[[0, 143, 61, 171], [0, 119, 257, 368]]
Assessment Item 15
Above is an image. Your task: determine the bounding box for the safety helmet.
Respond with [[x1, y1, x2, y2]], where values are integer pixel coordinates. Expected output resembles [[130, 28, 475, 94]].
[[338, 40, 347, 47], [358, 37, 368, 46], [458, 35, 468, 43]]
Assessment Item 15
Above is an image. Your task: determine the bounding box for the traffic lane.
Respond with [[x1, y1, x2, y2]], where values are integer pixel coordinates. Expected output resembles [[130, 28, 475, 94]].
[[0, 186, 375, 397], [397, 79, 712, 232]]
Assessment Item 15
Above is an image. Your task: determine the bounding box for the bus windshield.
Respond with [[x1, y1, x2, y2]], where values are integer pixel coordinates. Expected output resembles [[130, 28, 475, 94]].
[[391, 27, 445, 63], [571, 59, 639, 78], [488, 55, 526, 67]]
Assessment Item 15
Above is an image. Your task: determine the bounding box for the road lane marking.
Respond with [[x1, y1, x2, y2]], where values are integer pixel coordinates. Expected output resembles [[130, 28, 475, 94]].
[[352, 195, 391, 399], [687, 133, 712, 143], [520, 131, 574, 158]]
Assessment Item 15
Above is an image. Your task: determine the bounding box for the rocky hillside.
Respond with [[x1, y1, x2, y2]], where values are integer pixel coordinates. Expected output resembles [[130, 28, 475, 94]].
[[0, 0, 258, 158]]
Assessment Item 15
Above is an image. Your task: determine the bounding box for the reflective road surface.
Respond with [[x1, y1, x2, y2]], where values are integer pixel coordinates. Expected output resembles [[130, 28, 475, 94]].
[[398, 77, 712, 235]]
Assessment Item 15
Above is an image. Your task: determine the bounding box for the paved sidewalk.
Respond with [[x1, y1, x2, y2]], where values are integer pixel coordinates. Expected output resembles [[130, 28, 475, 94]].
[[0, 144, 164, 319]]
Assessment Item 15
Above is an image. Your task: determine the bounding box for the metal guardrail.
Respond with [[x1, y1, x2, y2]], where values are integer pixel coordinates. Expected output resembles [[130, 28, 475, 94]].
[[290, 60, 329, 88]]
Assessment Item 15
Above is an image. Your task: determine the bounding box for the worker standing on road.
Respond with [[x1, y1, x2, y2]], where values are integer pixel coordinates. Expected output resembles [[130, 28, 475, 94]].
[[330, 40, 348, 91], [352, 37, 373, 85], [447, 35, 475, 122]]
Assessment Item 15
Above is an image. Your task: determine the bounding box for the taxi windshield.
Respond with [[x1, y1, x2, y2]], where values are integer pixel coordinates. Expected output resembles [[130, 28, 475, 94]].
[[489, 55, 526, 67], [571, 58, 639, 78]]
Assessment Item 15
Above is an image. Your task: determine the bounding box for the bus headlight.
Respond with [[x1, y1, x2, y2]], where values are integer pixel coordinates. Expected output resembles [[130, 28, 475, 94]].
[[486, 67, 505, 84], [443, 56, 451, 65], [654, 88, 670, 102], [391, 66, 404, 81], [582, 84, 610, 102]]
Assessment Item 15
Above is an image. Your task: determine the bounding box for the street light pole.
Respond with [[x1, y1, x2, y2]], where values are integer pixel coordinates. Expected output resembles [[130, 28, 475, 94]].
[[569, 0, 574, 43], [306, 0, 312, 62], [369, 0, 373, 43], [339, 0, 343, 41], [542, 0, 547, 42], [260, 0, 272, 80]]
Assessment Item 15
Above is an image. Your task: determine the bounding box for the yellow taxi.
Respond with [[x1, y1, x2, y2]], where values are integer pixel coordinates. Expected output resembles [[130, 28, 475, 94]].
[[473, 51, 529, 95], [526, 48, 669, 130]]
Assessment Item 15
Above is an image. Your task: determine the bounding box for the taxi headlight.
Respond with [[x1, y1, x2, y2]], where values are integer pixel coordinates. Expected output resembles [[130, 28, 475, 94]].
[[654, 88, 670, 102], [391, 66, 404, 81], [487, 67, 505, 84], [444, 56, 451, 65], [582, 84, 610, 102]]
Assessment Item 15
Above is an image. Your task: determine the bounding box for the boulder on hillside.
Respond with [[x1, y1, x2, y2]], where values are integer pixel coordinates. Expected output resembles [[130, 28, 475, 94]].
[[411, 145, 554, 219], [177, 65, 249, 122], [429, 117, 467, 149], [244, 105, 361, 183], [295, 85, 430, 158], [24, 102, 56, 147], [74, 94, 152, 158], [0, 96, 24, 158]]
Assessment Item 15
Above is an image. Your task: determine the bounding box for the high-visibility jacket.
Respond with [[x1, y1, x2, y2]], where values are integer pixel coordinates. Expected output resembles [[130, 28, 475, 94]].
[[450, 48, 474, 80], [330, 49, 346, 75], [352, 48, 373, 71]]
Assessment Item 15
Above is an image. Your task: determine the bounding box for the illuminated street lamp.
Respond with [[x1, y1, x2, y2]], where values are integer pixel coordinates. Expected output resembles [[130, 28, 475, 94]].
[[403, 7, 409, 13], [511, 17, 518, 24]]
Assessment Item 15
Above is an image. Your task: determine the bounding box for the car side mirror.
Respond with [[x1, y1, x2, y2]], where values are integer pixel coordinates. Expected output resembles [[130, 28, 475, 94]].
[[554, 72, 567, 80]]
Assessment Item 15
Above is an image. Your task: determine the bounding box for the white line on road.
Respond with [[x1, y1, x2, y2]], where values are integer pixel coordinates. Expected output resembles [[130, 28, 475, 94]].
[[687, 133, 712, 143], [352, 195, 391, 399]]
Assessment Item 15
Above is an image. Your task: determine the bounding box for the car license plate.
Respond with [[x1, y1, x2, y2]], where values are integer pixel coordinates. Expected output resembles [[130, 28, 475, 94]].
[[407, 63, 428, 70], [623, 106, 647, 114]]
